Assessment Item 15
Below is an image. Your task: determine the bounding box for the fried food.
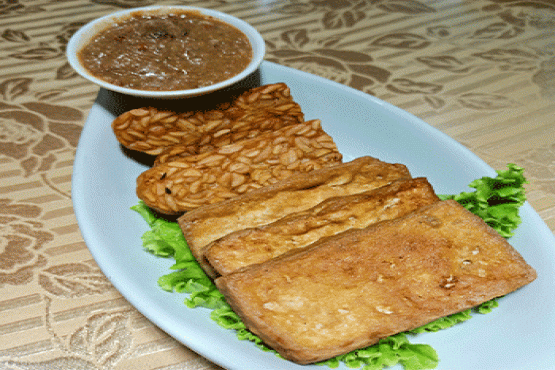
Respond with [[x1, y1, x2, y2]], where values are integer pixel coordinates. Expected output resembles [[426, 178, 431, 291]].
[[136, 119, 342, 215], [112, 83, 304, 156], [204, 177, 439, 276], [178, 156, 411, 277], [215, 200, 537, 365]]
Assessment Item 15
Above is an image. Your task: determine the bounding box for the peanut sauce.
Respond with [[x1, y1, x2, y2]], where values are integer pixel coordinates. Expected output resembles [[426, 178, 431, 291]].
[[78, 10, 253, 91]]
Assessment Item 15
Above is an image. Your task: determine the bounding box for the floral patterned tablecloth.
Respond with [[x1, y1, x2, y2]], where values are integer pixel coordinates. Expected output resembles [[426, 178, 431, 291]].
[[1, 1, 554, 369]]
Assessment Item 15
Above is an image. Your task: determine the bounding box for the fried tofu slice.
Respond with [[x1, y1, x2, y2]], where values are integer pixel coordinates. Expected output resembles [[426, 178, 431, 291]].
[[215, 200, 537, 365], [112, 83, 304, 156], [178, 156, 411, 277], [204, 177, 440, 276], [136, 119, 342, 215]]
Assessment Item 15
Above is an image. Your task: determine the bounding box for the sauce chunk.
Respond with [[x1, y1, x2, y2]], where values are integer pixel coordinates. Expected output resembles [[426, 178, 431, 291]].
[[78, 10, 253, 91]]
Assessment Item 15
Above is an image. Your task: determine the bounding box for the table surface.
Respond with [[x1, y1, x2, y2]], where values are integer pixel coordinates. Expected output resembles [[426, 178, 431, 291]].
[[1, 1, 554, 369]]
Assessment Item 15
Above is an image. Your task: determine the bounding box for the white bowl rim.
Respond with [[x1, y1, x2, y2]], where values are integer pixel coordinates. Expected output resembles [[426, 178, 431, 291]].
[[66, 5, 266, 99]]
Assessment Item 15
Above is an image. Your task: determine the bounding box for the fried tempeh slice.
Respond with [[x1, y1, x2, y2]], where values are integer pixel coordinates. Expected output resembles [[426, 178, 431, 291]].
[[112, 83, 304, 156], [136, 119, 342, 215], [203, 177, 440, 276], [178, 156, 411, 277], [215, 200, 537, 365]]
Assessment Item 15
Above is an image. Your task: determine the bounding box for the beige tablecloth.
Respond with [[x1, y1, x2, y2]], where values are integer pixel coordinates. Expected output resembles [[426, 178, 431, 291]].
[[1, 0, 554, 369]]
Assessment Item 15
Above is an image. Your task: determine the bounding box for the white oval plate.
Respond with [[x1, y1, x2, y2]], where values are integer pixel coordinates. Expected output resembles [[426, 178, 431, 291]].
[[72, 61, 555, 370]]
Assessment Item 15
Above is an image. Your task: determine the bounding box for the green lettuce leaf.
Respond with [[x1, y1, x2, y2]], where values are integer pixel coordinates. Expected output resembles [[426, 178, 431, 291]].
[[132, 163, 526, 370], [317, 333, 438, 370], [439, 163, 526, 238], [408, 310, 472, 334]]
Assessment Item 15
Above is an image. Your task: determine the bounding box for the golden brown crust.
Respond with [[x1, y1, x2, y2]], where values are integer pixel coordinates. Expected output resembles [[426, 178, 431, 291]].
[[215, 200, 537, 364], [178, 156, 411, 277], [203, 177, 440, 276], [136, 119, 342, 215], [111, 83, 304, 156]]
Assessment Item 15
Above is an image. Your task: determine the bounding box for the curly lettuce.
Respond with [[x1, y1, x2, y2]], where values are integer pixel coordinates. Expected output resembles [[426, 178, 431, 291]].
[[439, 163, 526, 238], [131, 163, 526, 370]]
